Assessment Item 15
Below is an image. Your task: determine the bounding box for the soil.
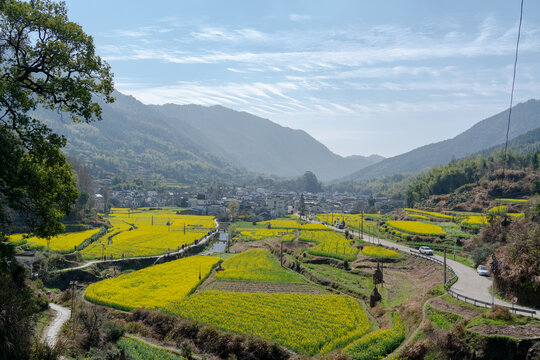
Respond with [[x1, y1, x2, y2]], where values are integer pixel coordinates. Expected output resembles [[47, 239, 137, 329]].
[[429, 297, 480, 319], [468, 325, 540, 339], [202, 280, 325, 294]]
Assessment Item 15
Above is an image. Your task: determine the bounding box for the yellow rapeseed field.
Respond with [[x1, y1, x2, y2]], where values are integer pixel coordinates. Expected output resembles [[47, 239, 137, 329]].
[[13, 228, 101, 252], [299, 230, 359, 261], [81, 210, 215, 259], [362, 246, 399, 259], [85, 255, 221, 310], [215, 249, 305, 283], [404, 208, 453, 220], [387, 221, 445, 236], [166, 290, 370, 355]]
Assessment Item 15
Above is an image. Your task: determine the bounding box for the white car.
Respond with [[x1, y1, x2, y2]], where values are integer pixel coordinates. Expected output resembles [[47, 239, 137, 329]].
[[419, 246, 433, 255], [477, 265, 489, 276]]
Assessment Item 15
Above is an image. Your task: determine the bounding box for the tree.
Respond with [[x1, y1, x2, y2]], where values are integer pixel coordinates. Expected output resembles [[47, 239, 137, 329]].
[[227, 200, 239, 221], [0, 0, 114, 238], [301, 171, 322, 193], [0, 1, 113, 357], [298, 193, 306, 217]]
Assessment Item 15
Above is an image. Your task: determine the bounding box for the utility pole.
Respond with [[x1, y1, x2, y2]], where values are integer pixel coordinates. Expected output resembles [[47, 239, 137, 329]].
[[361, 211, 364, 240], [443, 248, 447, 285], [280, 240, 283, 267]]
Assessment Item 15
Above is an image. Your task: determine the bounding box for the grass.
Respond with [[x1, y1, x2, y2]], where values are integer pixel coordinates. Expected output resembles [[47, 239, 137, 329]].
[[215, 249, 305, 283], [117, 336, 186, 360], [433, 250, 475, 267], [426, 304, 462, 329]]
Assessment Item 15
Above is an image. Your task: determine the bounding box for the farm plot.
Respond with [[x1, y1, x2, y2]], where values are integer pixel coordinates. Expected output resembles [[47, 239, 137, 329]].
[[235, 228, 290, 241], [85, 255, 221, 310], [361, 246, 399, 259], [215, 249, 305, 283], [166, 290, 371, 355], [404, 208, 454, 220], [117, 336, 186, 360], [299, 230, 359, 261], [81, 210, 215, 259], [10, 228, 101, 252], [387, 220, 445, 236]]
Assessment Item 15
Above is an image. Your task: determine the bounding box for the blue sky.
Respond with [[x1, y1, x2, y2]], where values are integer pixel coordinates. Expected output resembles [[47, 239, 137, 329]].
[[64, 0, 540, 157]]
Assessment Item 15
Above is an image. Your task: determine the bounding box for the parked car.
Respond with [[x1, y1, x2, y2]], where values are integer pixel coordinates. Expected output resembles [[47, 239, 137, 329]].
[[477, 265, 489, 276], [419, 246, 433, 255]]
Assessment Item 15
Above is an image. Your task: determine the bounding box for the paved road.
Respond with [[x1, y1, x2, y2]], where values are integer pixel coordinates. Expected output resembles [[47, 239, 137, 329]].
[[44, 303, 70, 347], [302, 217, 538, 318]]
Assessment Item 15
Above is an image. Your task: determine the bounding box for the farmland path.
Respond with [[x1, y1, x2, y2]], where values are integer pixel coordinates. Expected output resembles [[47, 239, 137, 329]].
[[56, 226, 219, 272], [301, 217, 538, 318], [44, 303, 70, 347]]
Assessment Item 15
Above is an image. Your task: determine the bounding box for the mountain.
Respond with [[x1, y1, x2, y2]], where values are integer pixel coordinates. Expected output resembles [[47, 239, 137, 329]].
[[342, 99, 540, 181], [151, 103, 383, 181], [35, 92, 247, 184], [36, 91, 383, 183]]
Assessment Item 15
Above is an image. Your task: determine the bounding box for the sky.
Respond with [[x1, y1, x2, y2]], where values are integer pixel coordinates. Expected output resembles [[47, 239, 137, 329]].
[[63, 0, 540, 158]]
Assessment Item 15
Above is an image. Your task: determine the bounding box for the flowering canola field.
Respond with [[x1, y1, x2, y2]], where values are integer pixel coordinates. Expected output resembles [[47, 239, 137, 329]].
[[299, 230, 359, 261], [215, 249, 305, 283], [166, 290, 370, 355], [85, 255, 221, 310], [404, 208, 453, 220], [387, 221, 445, 236], [362, 246, 399, 259], [81, 210, 215, 259], [10, 228, 101, 252], [259, 219, 328, 230]]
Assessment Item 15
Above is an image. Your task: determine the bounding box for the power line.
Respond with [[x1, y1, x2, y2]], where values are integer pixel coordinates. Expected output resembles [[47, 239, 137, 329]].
[[502, 0, 524, 177]]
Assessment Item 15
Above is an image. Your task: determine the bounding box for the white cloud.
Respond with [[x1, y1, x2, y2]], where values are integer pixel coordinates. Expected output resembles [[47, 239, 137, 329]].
[[289, 14, 311, 22]]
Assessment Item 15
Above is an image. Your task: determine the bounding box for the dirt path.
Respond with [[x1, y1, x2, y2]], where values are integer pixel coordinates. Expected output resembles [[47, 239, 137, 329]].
[[43, 303, 70, 347]]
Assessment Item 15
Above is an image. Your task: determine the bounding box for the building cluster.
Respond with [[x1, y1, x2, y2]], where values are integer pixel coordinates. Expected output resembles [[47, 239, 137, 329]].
[[94, 187, 399, 219]]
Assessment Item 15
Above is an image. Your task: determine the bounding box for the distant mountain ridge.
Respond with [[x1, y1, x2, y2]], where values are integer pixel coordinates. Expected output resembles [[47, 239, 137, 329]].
[[37, 91, 383, 182], [342, 99, 540, 182], [151, 103, 384, 181]]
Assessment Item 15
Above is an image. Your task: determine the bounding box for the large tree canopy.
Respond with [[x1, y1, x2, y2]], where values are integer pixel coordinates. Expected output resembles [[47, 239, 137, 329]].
[[0, 0, 114, 238]]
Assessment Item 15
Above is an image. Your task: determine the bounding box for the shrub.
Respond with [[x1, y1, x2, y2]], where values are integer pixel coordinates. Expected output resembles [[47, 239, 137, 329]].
[[488, 305, 511, 321], [101, 321, 124, 342]]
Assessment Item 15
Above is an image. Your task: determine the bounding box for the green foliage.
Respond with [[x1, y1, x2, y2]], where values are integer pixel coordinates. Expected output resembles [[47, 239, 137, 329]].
[[117, 336, 186, 360], [405, 148, 540, 207], [426, 305, 462, 329], [0, 0, 114, 238]]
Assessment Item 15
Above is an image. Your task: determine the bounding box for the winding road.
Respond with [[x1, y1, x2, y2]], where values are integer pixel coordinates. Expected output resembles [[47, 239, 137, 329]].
[[44, 303, 71, 347]]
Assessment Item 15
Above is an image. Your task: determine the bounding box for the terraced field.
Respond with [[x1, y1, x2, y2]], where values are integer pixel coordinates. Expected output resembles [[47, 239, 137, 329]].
[[81, 209, 215, 258], [387, 220, 445, 236], [215, 248, 305, 283], [299, 230, 359, 261], [9, 228, 101, 252], [166, 290, 371, 355], [85, 255, 221, 310]]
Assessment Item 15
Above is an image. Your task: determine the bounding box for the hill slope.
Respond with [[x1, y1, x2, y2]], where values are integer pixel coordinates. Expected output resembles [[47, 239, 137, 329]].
[[36, 91, 383, 183], [151, 103, 383, 181], [343, 99, 540, 181]]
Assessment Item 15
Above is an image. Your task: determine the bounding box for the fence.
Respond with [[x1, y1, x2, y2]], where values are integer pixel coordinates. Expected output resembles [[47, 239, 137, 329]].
[[409, 249, 536, 318]]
